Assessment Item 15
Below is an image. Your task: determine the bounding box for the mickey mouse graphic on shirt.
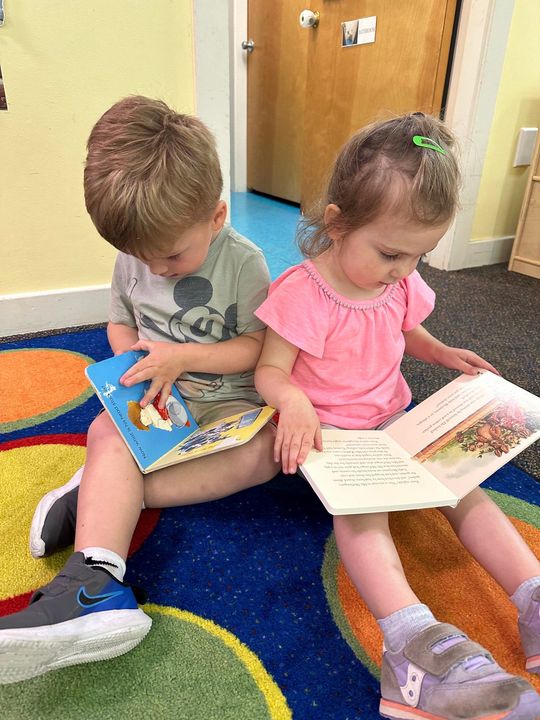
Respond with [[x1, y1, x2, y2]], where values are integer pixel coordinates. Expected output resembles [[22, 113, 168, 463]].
[[133, 275, 247, 400]]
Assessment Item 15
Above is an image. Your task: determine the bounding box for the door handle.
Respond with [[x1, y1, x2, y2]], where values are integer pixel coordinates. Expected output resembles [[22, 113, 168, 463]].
[[241, 39, 255, 53], [299, 10, 320, 28]]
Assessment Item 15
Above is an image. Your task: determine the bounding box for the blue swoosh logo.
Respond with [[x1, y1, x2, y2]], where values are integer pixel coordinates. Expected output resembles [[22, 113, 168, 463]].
[[77, 586, 124, 608]]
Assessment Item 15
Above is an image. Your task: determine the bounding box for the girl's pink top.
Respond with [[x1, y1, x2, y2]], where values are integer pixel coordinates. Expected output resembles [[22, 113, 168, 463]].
[[255, 260, 435, 429]]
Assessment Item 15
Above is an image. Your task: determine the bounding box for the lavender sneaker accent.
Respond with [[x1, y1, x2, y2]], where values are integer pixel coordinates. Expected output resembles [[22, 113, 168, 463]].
[[518, 585, 540, 674], [379, 622, 540, 720]]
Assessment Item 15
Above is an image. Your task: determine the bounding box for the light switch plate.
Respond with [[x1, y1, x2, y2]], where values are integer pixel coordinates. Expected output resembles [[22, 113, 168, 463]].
[[513, 128, 538, 167]]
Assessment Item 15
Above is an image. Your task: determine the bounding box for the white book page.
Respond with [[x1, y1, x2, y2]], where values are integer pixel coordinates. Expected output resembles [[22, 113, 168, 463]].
[[300, 430, 458, 515]]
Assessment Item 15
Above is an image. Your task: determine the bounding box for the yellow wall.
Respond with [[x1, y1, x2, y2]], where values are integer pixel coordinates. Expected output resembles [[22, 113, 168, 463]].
[[0, 1, 194, 295], [471, 0, 540, 240]]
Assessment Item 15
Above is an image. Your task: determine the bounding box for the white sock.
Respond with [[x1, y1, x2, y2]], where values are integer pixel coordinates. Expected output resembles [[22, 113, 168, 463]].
[[80, 547, 126, 582], [511, 575, 540, 613], [378, 603, 437, 652]]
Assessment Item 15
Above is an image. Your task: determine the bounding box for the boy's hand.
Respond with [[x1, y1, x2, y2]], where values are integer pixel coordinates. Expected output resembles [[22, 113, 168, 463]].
[[120, 339, 189, 408], [434, 345, 499, 376], [275, 391, 323, 474]]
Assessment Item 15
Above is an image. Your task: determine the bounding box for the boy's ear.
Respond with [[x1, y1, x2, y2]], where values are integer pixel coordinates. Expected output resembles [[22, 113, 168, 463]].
[[211, 200, 228, 231], [324, 203, 342, 241]]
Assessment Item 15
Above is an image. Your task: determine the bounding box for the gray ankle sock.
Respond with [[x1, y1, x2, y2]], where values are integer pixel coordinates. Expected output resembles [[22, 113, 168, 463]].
[[378, 603, 437, 652], [511, 575, 540, 613]]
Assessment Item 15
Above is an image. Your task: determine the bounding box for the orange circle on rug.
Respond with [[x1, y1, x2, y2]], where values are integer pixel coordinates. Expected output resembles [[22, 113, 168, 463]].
[[0, 348, 94, 432], [0, 437, 160, 604], [323, 493, 540, 691]]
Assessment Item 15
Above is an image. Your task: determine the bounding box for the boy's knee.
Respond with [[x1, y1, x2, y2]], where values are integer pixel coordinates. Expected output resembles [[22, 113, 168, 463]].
[[87, 412, 123, 448]]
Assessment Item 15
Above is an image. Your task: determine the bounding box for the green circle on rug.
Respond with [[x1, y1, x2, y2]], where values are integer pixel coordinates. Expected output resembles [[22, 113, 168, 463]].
[[0, 605, 291, 720]]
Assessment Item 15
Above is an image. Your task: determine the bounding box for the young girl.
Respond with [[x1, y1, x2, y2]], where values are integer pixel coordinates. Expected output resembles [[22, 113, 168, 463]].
[[254, 114, 540, 720]]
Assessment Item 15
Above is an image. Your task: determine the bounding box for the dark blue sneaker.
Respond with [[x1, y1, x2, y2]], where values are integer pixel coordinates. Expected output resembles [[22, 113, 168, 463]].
[[0, 552, 151, 684], [29, 466, 82, 558]]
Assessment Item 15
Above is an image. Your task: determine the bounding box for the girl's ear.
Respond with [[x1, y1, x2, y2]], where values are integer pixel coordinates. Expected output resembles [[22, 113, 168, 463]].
[[324, 203, 342, 241]]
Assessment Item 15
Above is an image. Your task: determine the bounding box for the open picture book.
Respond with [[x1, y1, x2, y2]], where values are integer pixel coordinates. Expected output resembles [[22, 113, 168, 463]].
[[85, 351, 275, 474], [300, 371, 540, 515]]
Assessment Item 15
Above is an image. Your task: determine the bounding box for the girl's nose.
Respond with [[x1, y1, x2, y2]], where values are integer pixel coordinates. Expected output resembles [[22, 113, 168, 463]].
[[392, 260, 417, 281]]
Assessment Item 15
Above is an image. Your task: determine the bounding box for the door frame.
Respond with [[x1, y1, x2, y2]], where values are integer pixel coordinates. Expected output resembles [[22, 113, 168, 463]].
[[225, 0, 515, 270]]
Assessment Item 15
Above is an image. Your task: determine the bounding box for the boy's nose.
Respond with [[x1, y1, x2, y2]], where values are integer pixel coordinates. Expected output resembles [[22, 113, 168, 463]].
[[148, 259, 168, 275]]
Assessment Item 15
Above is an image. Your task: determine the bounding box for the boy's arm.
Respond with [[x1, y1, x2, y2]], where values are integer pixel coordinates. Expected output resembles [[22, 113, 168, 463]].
[[403, 325, 498, 375], [107, 322, 139, 355], [255, 328, 322, 473], [120, 330, 265, 407]]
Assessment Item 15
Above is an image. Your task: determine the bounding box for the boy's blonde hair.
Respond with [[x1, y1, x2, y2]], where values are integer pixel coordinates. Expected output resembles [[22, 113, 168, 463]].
[[84, 96, 223, 256], [298, 113, 460, 257]]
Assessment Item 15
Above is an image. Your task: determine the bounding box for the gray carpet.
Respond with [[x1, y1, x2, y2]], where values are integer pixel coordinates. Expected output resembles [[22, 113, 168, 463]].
[[3, 263, 538, 475], [409, 262, 539, 477]]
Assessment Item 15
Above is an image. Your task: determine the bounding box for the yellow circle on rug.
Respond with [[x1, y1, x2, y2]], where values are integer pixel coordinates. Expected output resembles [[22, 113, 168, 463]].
[[0, 349, 94, 432], [0, 443, 85, 599], [323, 491, 540, 691], [0, 604, 292, 720]]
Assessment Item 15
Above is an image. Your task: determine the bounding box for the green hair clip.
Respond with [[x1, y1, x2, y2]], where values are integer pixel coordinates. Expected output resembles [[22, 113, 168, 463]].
[[412, 135, 447, 155]]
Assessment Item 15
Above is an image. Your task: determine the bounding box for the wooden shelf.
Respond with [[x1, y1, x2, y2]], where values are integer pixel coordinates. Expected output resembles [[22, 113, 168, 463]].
[[508, 135, 540, 280]]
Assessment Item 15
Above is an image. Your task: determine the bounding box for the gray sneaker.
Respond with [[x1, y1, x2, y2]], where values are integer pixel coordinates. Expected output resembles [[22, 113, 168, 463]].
[[0, 552, 151, 684], [379, 622, 540, 720], [29, 466, 83, 558]]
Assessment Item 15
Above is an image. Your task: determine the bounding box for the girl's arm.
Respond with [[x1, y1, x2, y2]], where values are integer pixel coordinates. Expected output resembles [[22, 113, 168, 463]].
[[255, 328, 322, 473], [403, 325, 499, 375], [120, 331, 265, 408], [107, 322, 139, 355]]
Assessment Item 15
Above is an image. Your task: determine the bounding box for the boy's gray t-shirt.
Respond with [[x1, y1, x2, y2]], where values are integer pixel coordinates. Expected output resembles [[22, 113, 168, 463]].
[[109, 225, 270, 404]]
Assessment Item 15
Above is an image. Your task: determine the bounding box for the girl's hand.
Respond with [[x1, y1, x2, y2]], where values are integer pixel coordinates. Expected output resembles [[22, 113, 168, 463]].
[[120, 340, 188, 408], [434, 345, 499, 376], [275, 390, 323, 474]]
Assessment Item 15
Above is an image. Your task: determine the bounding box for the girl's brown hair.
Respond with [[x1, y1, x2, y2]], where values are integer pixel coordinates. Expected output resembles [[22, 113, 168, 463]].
[[298, 113, 460, 258], [84, 96, 223, 256]]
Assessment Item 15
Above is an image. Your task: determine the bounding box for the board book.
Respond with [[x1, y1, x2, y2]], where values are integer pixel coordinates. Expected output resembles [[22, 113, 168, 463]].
[[85, 351, 275, 473], [300, 371, 540, 515]]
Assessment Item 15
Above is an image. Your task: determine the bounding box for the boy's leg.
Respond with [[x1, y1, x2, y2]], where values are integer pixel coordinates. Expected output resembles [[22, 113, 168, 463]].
[[75, 412, 144, 558], [333, 512, 540, 719], [30, 418, 279, 557], [143, 424, 279, 508], [0, 412, 151, 684]]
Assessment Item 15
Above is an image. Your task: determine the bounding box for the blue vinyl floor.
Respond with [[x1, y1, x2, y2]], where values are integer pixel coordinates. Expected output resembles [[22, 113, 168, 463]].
[[230, 191, 302, 279]]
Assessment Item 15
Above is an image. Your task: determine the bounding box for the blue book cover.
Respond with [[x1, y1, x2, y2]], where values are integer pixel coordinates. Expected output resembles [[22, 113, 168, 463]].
[[85, 351, 276, 473], [85, 351, 198, 472]]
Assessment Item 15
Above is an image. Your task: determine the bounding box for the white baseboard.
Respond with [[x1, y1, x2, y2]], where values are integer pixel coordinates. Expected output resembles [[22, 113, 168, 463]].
[[463, 236, 515, 268], [0, 285, 110, 338]]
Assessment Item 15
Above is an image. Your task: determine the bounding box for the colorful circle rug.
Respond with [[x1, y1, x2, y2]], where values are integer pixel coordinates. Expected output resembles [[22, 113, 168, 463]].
[[0, 328, 538, 719]]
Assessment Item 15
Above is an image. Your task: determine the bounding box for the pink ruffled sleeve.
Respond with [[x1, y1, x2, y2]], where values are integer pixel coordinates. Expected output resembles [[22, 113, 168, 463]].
[[255, 266, 328, 358], [402, 270, 436, 331]]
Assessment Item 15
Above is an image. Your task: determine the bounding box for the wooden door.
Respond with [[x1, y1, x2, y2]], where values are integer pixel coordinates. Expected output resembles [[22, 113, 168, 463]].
[[247, 0, 458, 209], [301, 0, 458, 210], [247, 0, 310, 203]]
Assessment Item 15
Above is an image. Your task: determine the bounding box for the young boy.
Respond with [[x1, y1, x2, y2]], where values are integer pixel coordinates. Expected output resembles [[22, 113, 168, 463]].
[[0, 96, 280, 684]]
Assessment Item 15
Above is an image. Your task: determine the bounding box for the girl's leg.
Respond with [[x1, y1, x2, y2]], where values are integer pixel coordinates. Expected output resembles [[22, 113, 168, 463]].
[[334, 511, 540, 719], [142, 425, 279, 508], [333, 512, 419, 618], [438, 487, 540, 594]]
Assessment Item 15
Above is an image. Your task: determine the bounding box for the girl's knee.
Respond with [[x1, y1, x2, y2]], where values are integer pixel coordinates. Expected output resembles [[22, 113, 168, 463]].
[[334, 511, 390, 535], [439, 486, 491, 520]]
